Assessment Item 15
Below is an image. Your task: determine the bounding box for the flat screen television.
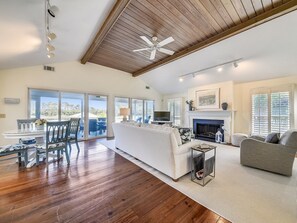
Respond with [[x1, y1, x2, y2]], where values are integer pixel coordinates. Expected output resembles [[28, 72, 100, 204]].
[[154, 111, 170, 121]]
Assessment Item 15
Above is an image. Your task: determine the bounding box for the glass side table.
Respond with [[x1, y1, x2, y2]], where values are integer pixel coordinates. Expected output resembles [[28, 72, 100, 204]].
[[191, 144, 216, 186]]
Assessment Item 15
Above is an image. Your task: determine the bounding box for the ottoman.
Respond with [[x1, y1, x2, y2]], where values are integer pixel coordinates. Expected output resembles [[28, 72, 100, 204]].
[[232, 133, 248, 147]]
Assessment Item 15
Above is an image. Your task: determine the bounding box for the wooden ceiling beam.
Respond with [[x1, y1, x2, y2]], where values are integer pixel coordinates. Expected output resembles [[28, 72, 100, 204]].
[[81, 0, 132, 64], [132, 0, 297, 77]]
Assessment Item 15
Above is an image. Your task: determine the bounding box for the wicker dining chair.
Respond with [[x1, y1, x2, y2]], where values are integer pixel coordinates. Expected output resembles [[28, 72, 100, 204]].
[[36, 121, 70, 166]]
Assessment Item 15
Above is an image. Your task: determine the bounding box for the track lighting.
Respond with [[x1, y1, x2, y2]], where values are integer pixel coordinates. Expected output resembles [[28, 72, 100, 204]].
[[178, 58, 242, 82], [47, 52, 55, 58], [46, 44, 55, 51], [47, 1, 59, 18], [45, 0, 58, 59], [47, 32, 56, 41]]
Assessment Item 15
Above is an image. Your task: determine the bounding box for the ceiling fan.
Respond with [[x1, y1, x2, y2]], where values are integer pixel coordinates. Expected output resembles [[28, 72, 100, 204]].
[[133, 36, 175, 60]]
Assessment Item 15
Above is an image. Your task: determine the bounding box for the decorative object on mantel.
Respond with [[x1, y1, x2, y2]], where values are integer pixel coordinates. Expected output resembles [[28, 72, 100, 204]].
[[179, 58, 242, 82], [196, 89, 220, 109], [221, 102, 228, 110], [186, 100, 194, 111]]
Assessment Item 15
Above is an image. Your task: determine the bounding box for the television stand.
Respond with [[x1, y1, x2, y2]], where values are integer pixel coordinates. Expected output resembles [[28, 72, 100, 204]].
[[151, 121, 173, 125]]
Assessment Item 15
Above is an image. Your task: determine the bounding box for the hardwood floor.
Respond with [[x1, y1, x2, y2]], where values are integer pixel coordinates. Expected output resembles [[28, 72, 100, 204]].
[[0, 140, 230, 223]]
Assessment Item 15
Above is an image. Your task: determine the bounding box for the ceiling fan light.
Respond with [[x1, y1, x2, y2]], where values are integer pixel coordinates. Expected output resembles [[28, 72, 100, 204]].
[[48, 5, 59, 18], [47, 52, 55, 58], [46, 44, 55, 51], [47, 32, 56, 41]]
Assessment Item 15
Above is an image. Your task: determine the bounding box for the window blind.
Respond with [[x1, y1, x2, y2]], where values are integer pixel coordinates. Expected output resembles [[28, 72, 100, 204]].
[[271, 92, 290, 134], [252, 94, 269, 136], [251, 90, 291, 136]]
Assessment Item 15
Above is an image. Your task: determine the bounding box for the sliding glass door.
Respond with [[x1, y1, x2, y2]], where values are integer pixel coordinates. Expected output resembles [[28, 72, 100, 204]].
[[61, 92, 84, 139], [29, 89, 108, 140], [88, 95, 107, 138], [29, 89, 59, 120]]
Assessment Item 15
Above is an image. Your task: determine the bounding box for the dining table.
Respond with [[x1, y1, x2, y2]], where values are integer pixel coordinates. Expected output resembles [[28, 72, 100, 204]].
[[2, 126, 58, 168]]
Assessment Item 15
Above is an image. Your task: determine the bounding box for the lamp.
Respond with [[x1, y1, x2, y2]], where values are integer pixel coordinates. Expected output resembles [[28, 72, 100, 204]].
[[120, 108, 130, 122], [47, 32, 56, 41], [46, 44, 55, 51]]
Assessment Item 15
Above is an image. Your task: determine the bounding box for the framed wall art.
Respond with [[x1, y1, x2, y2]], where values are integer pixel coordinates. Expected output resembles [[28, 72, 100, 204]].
[[196, 89, 220, 109]]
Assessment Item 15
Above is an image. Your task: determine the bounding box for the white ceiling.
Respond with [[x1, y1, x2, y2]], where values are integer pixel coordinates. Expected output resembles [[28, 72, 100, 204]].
[[0, 1, 296, 96], [139, 10, 297, 95], [0, 0, 115, 69]]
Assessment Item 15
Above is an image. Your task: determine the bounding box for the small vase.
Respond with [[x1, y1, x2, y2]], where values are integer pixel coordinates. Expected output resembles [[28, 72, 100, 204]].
[[221, 102, 228, 110]]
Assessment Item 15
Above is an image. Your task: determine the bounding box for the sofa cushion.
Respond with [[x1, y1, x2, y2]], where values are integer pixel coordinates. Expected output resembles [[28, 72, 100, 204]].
[[279, 130, 297, 148], [176, 127, 191, 144], [265, 133, 280, 144]]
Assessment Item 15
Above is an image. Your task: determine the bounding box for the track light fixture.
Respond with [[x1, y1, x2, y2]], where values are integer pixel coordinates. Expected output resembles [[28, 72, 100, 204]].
[[45, 0, 58, 59], [47, 52, 55, 58], [48, 5, 59, 18], [46, 44, 55, 51], [178, 58, 242, 82], [47, 32, 56, 41]]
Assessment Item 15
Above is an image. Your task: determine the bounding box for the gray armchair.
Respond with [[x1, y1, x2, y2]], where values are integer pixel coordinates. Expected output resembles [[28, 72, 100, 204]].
[[240, 130, 297, 176]]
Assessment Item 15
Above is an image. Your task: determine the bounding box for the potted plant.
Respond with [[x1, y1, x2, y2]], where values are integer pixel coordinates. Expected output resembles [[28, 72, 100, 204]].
[[186, 100, 194, 111]]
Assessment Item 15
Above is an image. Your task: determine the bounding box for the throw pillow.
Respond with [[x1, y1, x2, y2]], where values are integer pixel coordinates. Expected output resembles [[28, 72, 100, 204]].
[[172, 128, 182, 146], [177, 127, 191, 144], [265, 133, 280, 144]]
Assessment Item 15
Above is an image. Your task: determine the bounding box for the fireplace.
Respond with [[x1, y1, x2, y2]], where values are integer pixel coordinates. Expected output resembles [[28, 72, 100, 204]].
[[193, 119, 224, 142]]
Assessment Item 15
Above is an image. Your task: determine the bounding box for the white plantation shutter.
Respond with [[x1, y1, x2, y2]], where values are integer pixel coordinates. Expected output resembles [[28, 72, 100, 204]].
[[252, 94, 269, 136], [271, 92, 290, 134], [251, 85, 293, 136]]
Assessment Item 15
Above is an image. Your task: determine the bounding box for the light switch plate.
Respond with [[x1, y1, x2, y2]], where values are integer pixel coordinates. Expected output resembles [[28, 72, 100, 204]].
[[0, 114, 6, 118]]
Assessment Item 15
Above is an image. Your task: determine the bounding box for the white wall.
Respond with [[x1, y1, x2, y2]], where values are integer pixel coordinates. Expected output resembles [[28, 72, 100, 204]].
[[234, 76, 297, 134], [0, 61, 162, 144]]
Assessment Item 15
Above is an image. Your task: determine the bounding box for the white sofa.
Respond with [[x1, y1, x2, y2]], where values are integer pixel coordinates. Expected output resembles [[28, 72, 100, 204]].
[[112, 122, 200, 180]]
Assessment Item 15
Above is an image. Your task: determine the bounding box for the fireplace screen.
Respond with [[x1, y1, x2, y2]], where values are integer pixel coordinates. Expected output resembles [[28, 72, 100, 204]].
[[193, 119, 224, 142]]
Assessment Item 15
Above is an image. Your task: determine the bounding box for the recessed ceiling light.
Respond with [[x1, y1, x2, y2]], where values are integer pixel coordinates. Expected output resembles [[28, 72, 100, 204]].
[[179, 77, 184, 82], [217, 67, 223, 72]]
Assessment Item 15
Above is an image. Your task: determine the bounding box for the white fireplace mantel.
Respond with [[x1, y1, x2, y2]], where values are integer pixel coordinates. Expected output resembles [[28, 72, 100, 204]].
[[186, 110, 236, 143]]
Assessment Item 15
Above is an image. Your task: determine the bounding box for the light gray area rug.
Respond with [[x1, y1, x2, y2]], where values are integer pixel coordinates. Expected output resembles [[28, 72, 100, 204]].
[[99, 139, 297, 223]]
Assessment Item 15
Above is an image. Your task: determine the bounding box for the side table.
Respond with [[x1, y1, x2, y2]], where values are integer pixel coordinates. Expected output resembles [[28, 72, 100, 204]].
[[191, 143, 216, 186]]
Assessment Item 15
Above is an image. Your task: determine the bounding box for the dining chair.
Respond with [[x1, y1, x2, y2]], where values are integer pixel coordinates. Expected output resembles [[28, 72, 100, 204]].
[[0, 144, 28, 167], [17, 118, 38, 144], [36, 121, 70, 166], [68, 118, 80, 153]]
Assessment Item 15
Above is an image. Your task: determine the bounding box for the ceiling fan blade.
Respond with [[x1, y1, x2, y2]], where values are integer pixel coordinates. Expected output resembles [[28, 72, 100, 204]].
[[157, 37, 174, 47], [140, 36, 154, 46], [133, 48, 150, 52], [158, 48, 175, 55], [150, 49, 156, 60]]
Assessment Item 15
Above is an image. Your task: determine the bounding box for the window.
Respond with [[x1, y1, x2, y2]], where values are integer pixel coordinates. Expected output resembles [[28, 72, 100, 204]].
[[251, 88, 292, 136], [144, 100, 154, 123], [131, 99, 155, 123], [29, 89, 107, 140], [115, 97, 129, 123], [131, 99, 144, 122], [168, 98, 182, 126]]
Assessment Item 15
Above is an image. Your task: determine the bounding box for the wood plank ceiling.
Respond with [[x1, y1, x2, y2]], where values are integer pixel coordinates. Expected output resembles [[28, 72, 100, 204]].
[[81, 0, 297, 76]]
